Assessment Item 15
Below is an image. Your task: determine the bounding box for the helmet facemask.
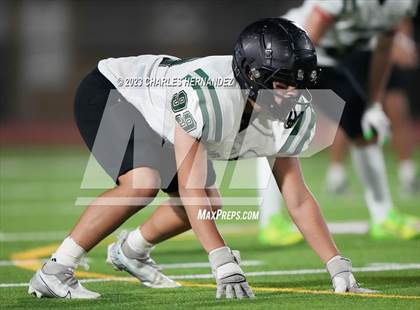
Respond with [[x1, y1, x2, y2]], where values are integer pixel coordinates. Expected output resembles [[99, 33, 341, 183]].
[[247, 62, 318, 123], [256, 86, 313, 123]]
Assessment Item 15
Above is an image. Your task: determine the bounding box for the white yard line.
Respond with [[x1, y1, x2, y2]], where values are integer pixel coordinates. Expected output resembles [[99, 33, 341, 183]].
[[0, 231, 69, 242], [0, 259, 263, 269], [158, 260, 263, 269], [0, 221, 371, 242], [1, 263, 419, 288], [327, 221, 368, 234], [74, 197, 262, 206], [0, 259, 42, 266], [169, 263, 420, 280]]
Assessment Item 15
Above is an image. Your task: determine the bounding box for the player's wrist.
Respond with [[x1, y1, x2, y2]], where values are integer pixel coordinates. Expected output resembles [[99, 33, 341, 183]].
[[323, 252, 341, 264], [395, 32, 416, 52], [326, 255, 352, 279], [208, 246, 236, 267], [365, 101, 382, 110]]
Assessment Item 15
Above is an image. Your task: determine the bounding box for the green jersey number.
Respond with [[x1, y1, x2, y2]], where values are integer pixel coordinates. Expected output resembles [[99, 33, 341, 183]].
[[171, 90, 188, 113], [175, 111, 197, 133]]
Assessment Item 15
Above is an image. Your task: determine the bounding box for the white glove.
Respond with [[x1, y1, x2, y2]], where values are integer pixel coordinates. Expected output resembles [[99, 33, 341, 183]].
[[361, 102, 390, 145], [326, 255, 377, 293], [208, 246, 255, 299]]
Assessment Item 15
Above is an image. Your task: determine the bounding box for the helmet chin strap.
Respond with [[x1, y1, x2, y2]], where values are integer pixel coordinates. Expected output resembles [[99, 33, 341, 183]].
[[232, 59, 260, 101], [255, 88, 312, 123]]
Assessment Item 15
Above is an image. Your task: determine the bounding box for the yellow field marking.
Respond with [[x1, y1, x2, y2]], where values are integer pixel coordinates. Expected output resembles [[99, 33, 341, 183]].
[[11, 244, 59, 261], [178, 282, 420, 300], [11, 244, 59, 271], [9, 244, 128, 279], [249, 287, 420, 301], [10, 244, 420, 301]]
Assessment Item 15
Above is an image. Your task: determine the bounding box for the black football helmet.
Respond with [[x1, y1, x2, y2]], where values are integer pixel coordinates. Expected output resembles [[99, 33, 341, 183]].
[[232, 18, 319, 118]]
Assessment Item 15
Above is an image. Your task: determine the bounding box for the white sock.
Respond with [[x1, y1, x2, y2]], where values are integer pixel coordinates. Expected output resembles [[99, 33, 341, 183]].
[[399, 160, 416, 185], [326, 162, 347, 189], [350, 145, 393, 224], [126, 228, 154, 256], [52, 237, 86, 268], [256, 157, 282, 228]]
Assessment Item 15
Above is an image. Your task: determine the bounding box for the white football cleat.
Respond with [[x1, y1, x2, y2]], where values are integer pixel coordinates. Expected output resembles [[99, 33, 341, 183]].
[[28, 261, 100, 299], [106, 231, 181, 288]]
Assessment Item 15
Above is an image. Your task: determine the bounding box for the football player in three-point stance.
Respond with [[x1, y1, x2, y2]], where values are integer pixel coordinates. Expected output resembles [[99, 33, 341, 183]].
[[325, 19, 419, 196], [29, 18, 370, 299], [257, 0, 419, 247]]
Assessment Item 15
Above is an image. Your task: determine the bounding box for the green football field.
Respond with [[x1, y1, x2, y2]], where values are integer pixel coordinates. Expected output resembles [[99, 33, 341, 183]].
[[0, 146, 419, 309]]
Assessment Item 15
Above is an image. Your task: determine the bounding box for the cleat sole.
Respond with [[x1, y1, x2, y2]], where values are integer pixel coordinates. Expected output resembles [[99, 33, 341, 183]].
[[28, 285, 43, 298]]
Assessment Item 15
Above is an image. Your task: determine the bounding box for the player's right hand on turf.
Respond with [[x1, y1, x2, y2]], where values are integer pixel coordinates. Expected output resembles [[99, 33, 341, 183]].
[[208, 246, 255, 299], [326, 255, 378, 293]]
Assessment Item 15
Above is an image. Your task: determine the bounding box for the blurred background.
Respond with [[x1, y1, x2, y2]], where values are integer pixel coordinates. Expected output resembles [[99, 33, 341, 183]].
[[0, 0, 419, 146], [0, 2, 419, 306], [0, 0, 302, 144]]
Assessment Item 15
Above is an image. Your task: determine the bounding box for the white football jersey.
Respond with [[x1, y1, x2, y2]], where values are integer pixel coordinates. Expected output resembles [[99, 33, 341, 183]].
[[284, 0, 419, 65], [98, 55, 316, 160]]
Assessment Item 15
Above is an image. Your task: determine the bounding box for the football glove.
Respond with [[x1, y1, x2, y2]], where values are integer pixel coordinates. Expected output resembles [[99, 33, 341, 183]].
[[326, 255, 377, 293], [208, 246, 255, 299], [361, 102, 390, 145]]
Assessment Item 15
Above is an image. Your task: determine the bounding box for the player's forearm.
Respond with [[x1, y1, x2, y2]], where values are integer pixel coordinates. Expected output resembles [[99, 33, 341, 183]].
[[272, 158, 338, 262], [368, 34, 395, 104], [179, 188, 225, 252], [304, 6, 333, 45], [174, 124, 224, 252], [286, 190, 339, 263]]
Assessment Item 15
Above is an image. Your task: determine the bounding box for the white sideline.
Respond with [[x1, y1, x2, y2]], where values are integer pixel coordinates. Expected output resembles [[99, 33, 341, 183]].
[[0, 259, 263, 269], [74, 197, 262, 206], [1, 263, 419, 288], [0, 221, 370, 242], [159, 260, 263, 269], [0, 231, 69, 242]]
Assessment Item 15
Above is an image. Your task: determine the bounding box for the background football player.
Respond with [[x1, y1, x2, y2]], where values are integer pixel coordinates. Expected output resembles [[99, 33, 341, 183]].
[[257, 0, 419, 247], [326, 18, 419, 196], [29, 18, 370, 300]]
